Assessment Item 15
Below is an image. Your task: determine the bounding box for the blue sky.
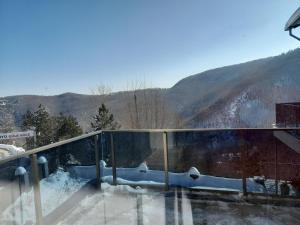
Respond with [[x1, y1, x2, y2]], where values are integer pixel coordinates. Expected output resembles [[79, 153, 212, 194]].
[[0, 0, 299, 96]]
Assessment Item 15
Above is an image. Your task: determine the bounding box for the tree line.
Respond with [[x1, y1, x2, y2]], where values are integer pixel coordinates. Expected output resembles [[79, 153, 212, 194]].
[[21, 82, 183, 148], [22, 103, 118, 148]]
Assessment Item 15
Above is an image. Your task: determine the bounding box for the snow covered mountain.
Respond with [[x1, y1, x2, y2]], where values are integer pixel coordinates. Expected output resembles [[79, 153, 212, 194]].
[[2, 48, 300, 130], [167, 48, 300, 128]]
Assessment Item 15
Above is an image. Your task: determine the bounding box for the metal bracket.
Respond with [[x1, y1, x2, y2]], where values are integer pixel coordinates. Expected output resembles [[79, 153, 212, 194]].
[[289, 29, 300, 41]]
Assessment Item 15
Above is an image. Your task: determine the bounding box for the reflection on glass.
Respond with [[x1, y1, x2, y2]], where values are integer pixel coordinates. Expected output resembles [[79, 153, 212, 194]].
[[167, 130, 246, 192], [36, 137, 96, 219], [0, 129, 299, 225], [275, 129, 300, 196], [102, 132, 165, 186], [0, 157, 36, 224], [244, 130, 276, 194]]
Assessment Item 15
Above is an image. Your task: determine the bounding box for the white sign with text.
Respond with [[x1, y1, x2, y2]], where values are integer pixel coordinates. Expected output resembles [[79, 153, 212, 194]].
[[0, 131, 36, 140]]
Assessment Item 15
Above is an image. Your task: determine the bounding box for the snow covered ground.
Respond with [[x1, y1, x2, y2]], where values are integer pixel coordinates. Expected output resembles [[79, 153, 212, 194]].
[[57, 184, 300, 225], [0, 144, 25, 154], [0, 168, 88, 225], [1, 169, 300, 225], [71, 160, 264, 192], [0, 144, 25, 159]]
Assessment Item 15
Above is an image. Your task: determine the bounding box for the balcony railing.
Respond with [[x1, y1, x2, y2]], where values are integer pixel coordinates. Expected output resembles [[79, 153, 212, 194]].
[[0, 128, 300, 225]]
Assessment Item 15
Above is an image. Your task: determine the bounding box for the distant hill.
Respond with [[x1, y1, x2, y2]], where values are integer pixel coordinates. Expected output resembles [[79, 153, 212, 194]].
[[3, 89, 168, 131], [2, 48, 300, 130], [167, 48, 300, 127]]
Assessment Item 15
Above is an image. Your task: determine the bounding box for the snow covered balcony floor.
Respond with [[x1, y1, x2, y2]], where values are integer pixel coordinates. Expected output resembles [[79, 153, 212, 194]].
[[3, 170, 300, 225], [55, 185, 300, 225], [0, 128, 300, 225]]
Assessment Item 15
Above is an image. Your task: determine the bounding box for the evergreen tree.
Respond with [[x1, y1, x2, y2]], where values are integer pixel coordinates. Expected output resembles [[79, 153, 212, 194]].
[[91, 103, 120, 131], [22, 110, 34, 128], [22, 104, 55, 147], [55, 113, 83, 141], [22, 105, 84, 148]]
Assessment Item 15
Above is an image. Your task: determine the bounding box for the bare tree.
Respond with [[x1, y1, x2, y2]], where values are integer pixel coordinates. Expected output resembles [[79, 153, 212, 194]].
[[90, 84, 113, 96], [89, 81, 183, 129], [125, 81, 182, 129]]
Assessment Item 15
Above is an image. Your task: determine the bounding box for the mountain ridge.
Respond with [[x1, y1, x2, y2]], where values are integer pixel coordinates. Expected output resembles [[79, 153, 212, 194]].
[[1, 48, 300, 130]]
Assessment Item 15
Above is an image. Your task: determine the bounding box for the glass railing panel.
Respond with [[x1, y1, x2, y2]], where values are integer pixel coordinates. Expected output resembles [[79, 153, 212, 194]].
[[244, 130, 277, 195], [36, 136, 97, 221], [167, 130, 244, 192], [0, 156, 36, 225], [51, 185, 167, 225], [92, 131, 165, 225], [275, 129, 300, 197], [97, 132, 113, 184], [106, 131, 165, 187]]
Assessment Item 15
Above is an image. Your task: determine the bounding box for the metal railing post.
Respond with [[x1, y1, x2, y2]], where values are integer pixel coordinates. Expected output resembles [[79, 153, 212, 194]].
[[163, 132, 169, 191], [240, 130, 248, 196], [136, 193, 143, 225], [110, 133, 117, 185], [275, 138, 278, 195], [176, 187, 183, 225], [31, 154, 43, 225], [95, 135, 101, 189]]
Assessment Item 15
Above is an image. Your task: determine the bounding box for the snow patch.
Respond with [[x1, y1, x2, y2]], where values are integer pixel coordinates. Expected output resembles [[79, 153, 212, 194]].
[[0, 169, 88, 225], [0, 144, 25, 155]]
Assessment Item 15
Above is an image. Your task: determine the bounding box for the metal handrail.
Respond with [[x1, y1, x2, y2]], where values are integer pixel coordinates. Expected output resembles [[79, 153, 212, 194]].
[[103, 127, 300, 132], [0, 130, 102, 165]]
